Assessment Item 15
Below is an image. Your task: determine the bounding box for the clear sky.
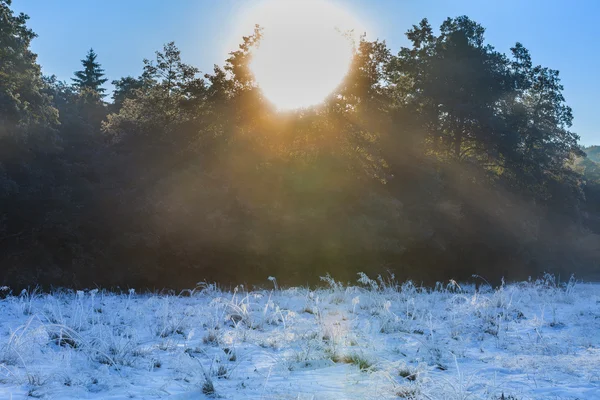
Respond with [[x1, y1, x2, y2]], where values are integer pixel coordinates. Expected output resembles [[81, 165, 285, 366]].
[[12, 0, 599, 144]]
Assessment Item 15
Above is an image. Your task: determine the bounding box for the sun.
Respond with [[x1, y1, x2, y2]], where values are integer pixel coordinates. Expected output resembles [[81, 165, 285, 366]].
[[244, 0, 362, 110]]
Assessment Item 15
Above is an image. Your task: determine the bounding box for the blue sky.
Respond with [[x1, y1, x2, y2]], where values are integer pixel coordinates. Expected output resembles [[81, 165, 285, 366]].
[[13, 0, 599, 144]]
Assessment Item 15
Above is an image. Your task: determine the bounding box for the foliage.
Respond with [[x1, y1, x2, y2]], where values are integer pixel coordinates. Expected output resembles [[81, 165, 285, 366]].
[[72, 48, 108, 95], [0, 1, 598, 288], [110, 76, 144, 112]]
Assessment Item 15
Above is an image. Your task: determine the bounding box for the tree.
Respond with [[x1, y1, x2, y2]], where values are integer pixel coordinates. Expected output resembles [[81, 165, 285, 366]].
[[111, 76, 144, 111], [66, 51, 110, 134], [390, 17, 516, 166], [0, 0, 57, 134], [72, 48, 108, 95], [44, 75, 107, 135], [141, 42, 199, 97], [103, 42, 204, 138], [2, 8, 598, 289], [0, 1, 94, 287], [388, 17, 582, 206], [506, 43, 583, 209]]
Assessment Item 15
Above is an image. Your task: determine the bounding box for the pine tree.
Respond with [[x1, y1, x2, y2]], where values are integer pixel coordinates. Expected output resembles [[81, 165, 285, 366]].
[[72, 48, 108, 95]]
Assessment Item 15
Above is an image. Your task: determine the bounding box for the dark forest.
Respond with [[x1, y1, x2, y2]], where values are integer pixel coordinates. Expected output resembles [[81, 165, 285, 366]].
[[2, 0, 599, 290]]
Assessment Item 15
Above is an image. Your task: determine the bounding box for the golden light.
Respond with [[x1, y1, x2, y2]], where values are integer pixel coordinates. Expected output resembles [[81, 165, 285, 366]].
[[244, 0, 362, 110]]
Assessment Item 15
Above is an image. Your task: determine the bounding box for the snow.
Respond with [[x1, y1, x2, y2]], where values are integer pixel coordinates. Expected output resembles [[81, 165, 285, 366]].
[[0, 275, 599, 399]]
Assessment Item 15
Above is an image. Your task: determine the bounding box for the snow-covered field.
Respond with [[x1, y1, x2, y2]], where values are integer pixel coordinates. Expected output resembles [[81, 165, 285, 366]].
[[0, 274, 599, 400]]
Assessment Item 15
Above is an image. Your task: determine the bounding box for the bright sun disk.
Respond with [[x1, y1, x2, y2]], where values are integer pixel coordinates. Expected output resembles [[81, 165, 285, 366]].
[[246, 0, 361, 110]]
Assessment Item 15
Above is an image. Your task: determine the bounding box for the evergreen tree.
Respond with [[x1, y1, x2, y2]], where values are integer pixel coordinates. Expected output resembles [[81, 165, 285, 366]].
[[72, 48, 108, 95]]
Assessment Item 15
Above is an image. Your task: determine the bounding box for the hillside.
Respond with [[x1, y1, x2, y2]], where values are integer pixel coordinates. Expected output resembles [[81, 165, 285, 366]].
[[583, 146, 600, 163]]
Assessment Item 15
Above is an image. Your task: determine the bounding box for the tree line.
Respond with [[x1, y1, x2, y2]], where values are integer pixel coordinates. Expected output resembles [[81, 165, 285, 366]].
[[1, 0, 599, 289]]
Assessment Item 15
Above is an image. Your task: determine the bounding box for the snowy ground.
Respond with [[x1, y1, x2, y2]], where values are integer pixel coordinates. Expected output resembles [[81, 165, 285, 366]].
[[0, 274, 599, 400]]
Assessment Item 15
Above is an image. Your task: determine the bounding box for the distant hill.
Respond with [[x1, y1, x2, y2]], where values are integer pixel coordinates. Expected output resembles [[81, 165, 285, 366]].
[[574, 146, 600, 183], [583, 146, 600, 163]]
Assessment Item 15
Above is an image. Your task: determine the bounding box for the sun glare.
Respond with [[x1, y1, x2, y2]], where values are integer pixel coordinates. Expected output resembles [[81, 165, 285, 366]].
[[245, 0, 362, 110]]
